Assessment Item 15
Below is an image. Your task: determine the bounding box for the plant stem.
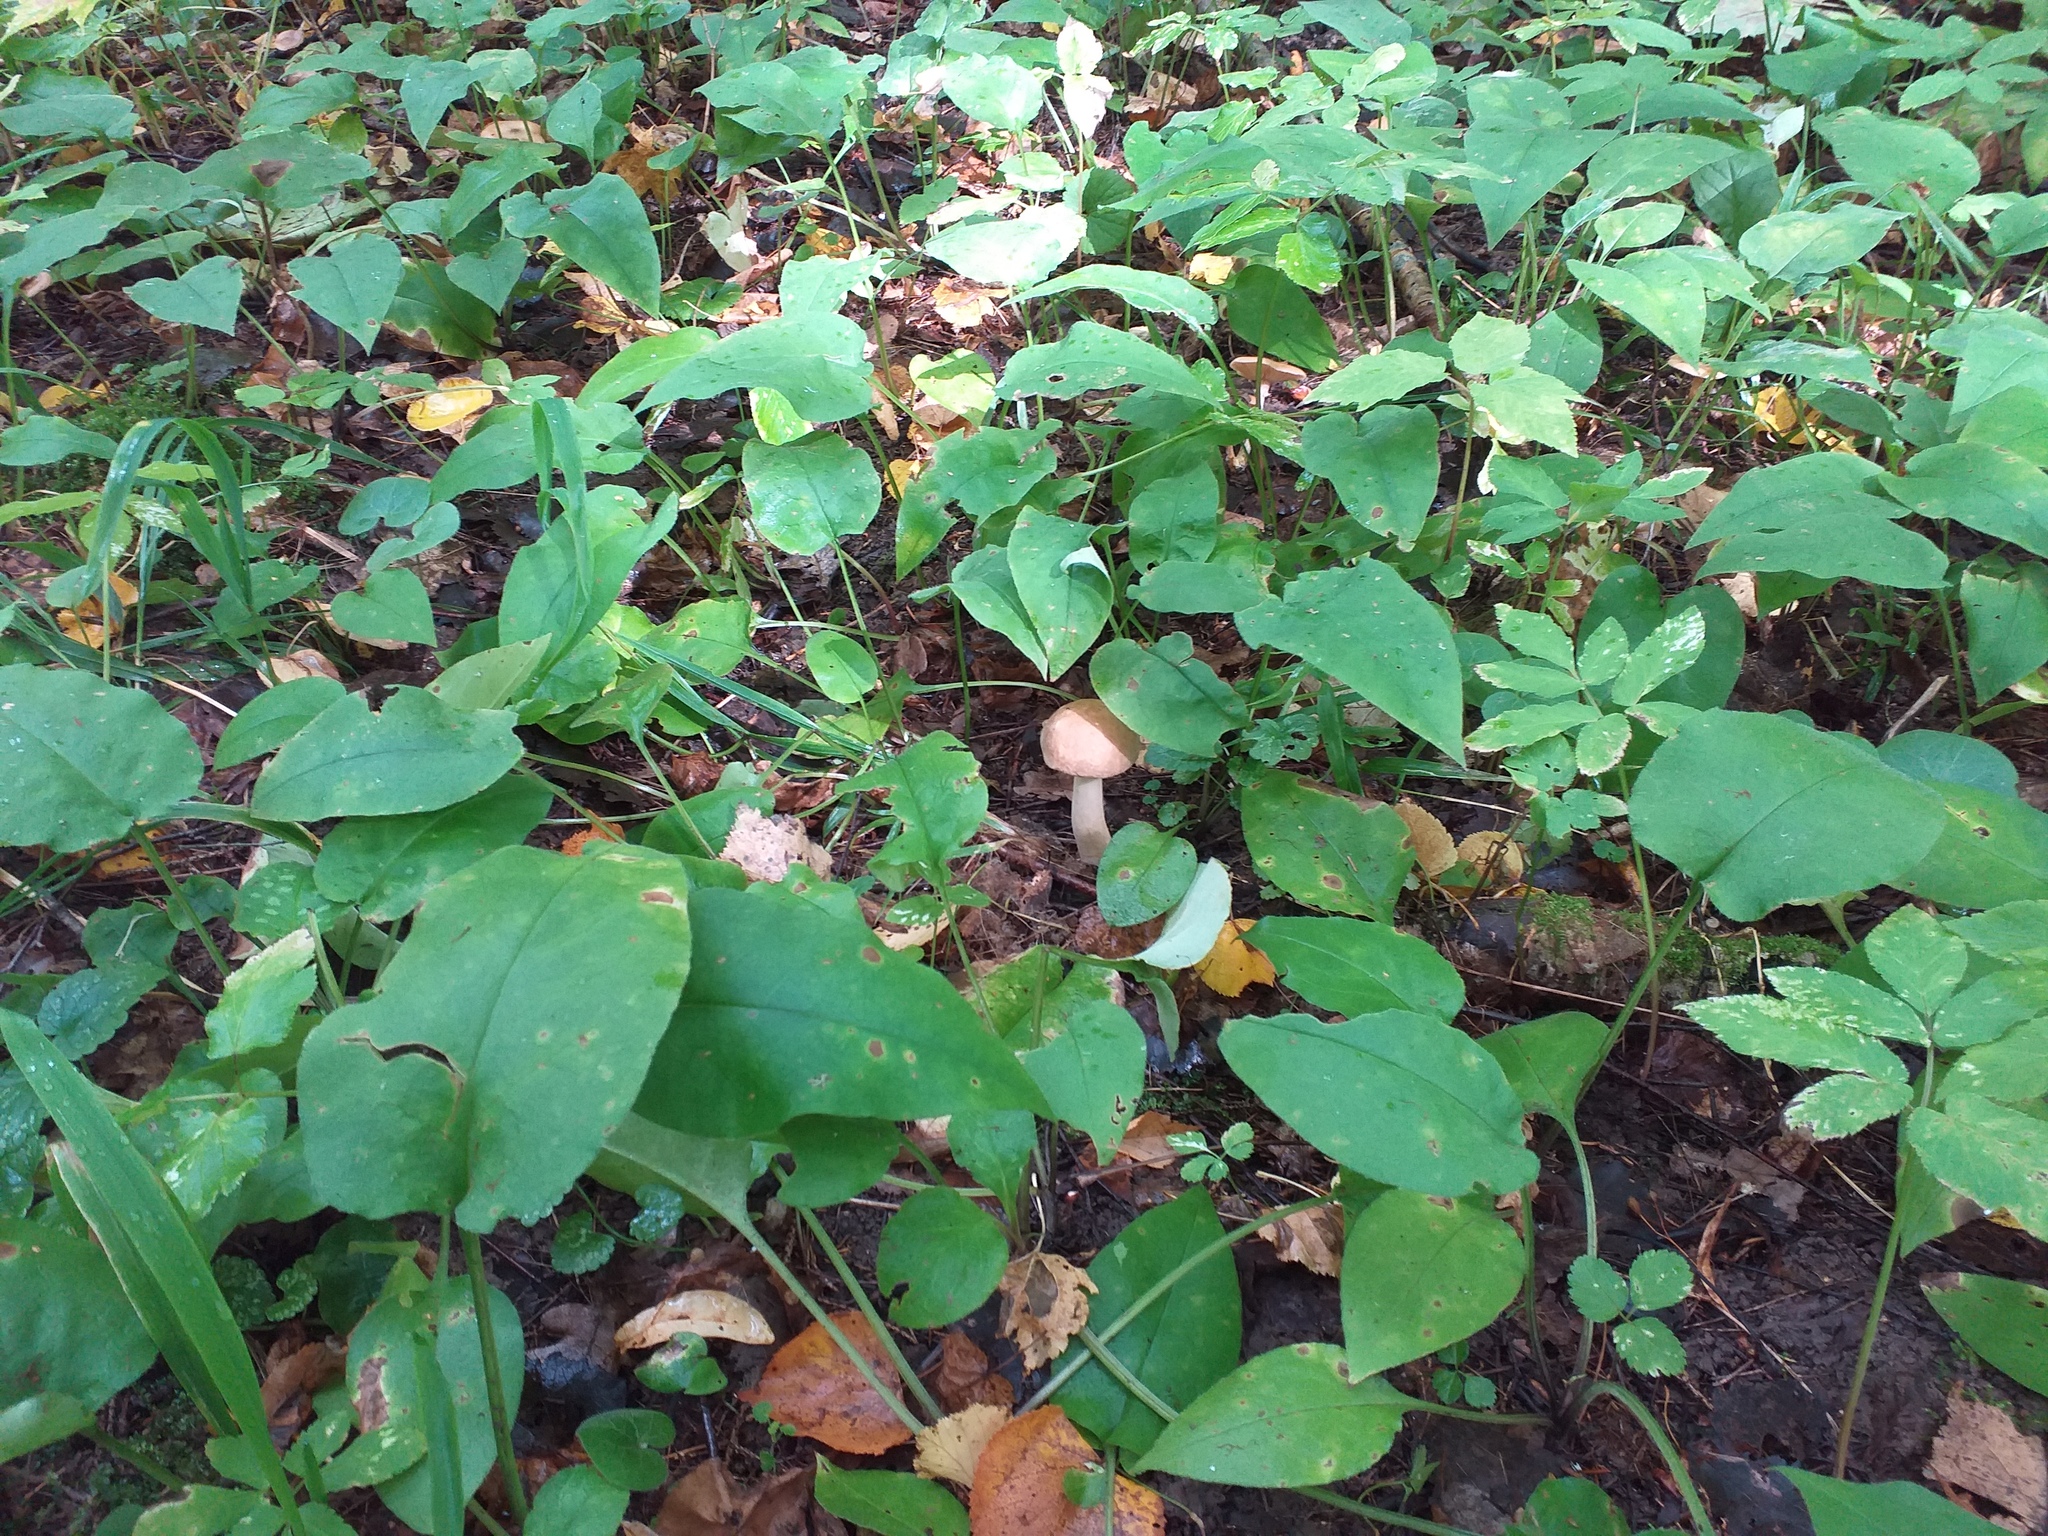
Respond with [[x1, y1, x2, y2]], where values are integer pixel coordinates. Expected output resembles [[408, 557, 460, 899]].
[[140, 834, 230, 983], [1295, 1486, 1486, 1536], [1594, 879, 1704, 1072], [468, 1499, 515, 1536], [460, 1228, 528, 1525], [1568, 1124, 1600, 1384], [1572, 1379, 1714, 1533], [793, 1204, 944, 1420], [1832, 1212, 1902, 1479], [79, 1425, 186, 1490], [1077, 1325, 1179, 1422]]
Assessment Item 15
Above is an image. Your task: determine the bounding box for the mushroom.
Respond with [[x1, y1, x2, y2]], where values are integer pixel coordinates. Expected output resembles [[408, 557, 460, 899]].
[[1039, 699, 1142, 865]]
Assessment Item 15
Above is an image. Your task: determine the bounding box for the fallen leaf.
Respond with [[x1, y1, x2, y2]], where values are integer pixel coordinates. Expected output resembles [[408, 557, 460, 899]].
[[603, 143, 683, 204], [478, 117, 548, 141], [720, 803, 832, 884], [969, 1407, 1166, 1536], [406, 381, 493, 435], [1186, 253, 1236, 286], [527, 1301, 620, 1380], [89, 837, 160, 880], [928, 1330, 1013, 1413], [998, 1254, 1096, 1372], [1228, 355, 1310, 387], [1446, 830, 1525, 895], [884, 459, 921, 500], [704, 185, 758, 273], [1113, 1112, 1197, 1171], [616, 1287, 776, 1351], [1394, 800, 1457, 879], [261, 1338, 346, 1429], [655, 1459, 746, 1536], [566, 270, 674, 341], [741, 1311, 914, 1455], [932, 275, 1007, 329], [914, 1402, 1009, 1487], [1191, 917, 1275, 998], [559, 821, 626, 857], [1928, 1388, 2047, 1531], [1260, 1204, 1345, 1277], [737, 1465, 825, 1536]]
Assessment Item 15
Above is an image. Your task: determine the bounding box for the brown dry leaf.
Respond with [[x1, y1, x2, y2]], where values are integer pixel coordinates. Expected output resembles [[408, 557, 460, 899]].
[[1114, 1111, 1197, 1172], [968, 1407, 1166, 1536], [929, 1330, 1014, 1414], [406, 381, 493, 435], [1191, 917, 1275, 998], [1261, 1204, 1345, 1277], [655, 1458, 746, 1536], [1449, 830, 1525, 894], [1394, 799, 1457, 879], [528, 1301, 620, 1379], [603, 142, 683, 204], [260, 1338, 346, 1427], [1228, 355, 1310, 387], [741, 1311, 914, 1454], [720, 803, 832, 884], [565, 271, 674, 343], [932, 276, 1007, 329], [998, 1254, 1096, 1371], [616, 1287, 776, 1352], [914, 1402, 1009, 1487], [1928, 1389, 2047, 1530]]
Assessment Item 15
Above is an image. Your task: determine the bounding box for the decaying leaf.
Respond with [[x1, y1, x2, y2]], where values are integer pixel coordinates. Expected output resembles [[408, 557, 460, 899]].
[[742, 1311, 914, 1455], [928, 1329, 1013, 1413], [1447, 830, 1525, 895], [405, 380, 494, 435], [652, 1459, 746, 1536], [720, 803, 832, 884], [1191, 917, 1276, 997], [616, 1287, 775, 1352], [1927, 1388, 2048, 1531], [968, 1406, 1166, 1536], [932, 276, 1006, 329], [266, 649, 343, 685], [1394, 799, 1457, 879], [998, 1253, 1096, 1371], [913, 1401, 1009, 1487], [1228, 355, 1310, 387], [1260, 1203, 1345, 1277], [1186, 253, 1236, 285]]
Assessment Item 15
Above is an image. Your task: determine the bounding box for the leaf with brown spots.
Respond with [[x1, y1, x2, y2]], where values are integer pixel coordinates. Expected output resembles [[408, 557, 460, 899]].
[[741, 1311, 915, 1455], [998, 1254, 1096, 1372], [968, 1407, 1165, 1536]]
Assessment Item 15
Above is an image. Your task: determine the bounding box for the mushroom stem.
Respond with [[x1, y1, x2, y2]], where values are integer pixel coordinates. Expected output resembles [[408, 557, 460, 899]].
[[1071, 776, 1111, 864]]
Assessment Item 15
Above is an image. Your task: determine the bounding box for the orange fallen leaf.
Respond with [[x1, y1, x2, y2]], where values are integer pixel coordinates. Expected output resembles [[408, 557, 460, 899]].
[[1447, 830, 1525, 896], [741, 1311, 914, 1454], [266, 649, 343, 684], [1191, 916, 1275, 998], [969, 1406, 1166, 1536], [615, 1287, 774, 1351], [559, 820, 626, 858]]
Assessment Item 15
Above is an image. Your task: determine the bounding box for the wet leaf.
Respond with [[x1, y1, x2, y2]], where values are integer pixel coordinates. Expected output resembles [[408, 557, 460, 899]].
[[743, 1311, 914, 1455]]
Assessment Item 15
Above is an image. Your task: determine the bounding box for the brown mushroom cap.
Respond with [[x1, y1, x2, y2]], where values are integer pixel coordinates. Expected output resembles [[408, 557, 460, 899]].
[[1040, 699, 1142, 779]]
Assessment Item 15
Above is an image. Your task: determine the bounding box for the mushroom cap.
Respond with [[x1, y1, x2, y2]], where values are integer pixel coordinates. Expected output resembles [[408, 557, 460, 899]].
[[1040, 699, 1142, 779]]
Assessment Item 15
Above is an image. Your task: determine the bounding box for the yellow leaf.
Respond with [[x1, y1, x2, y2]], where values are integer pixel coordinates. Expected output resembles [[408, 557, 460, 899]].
[[37, 383, 88, 412], [884, 459, 921, 500], [1752, 383, 1812, 444], [1192, 916, 1276, 997], [913, 1403, 1009, 1488], [1445, 830, 1526, 895], [1394, 798, 1457, 878], [1186, 253, 1236, 285], [405, 382, 493, 434]]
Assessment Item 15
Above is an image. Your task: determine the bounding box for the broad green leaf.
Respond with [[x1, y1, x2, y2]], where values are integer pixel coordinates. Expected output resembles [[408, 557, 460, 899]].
[[999, 321, 1221, 403], [1469, 368, 1582, 454], [1783, 1470, 2006, 1536], [499, 485, 672, 669], [204, 931, 317, 1059], [1013, 265, 1216, 328], [1451, 315, 1530, 375], [329, 568, 437, 646], [805, 631, 879, 704], [924, 204, 1086, 287], [300, 845, 692, 1230], [1923, 1273, 2048, 1396], [1238, 768, 1412, 921], [1055, 1189, 1241, 1455], [0, 1214, 156, 1416], [1342, 1191, 1522, 1375], [1892, 443, 2048, 559], [949, 545, 1047, 673], [1819, 107, 1979, 213], [1690, 454, 1945, 588], [777, 1116, 901, 1208], [1628, 1249, 1692, 1312], [1784, 1071, 1913, 1139], [0, 664, 203, 851], [942, 53, 1044, 131], [1007, 510, 1111, 680], [743, 433, 881, 556], [1133, 1342, 1408, 1486], [1909, 1097, 2048, 1239], [583, 329, 714, 406], [1466, 119, 1615, 247], [1090, 633, 1247, 758], [1223, 264, 1339, 372], [1960, 558, 2048, 698], [1568, 1255, 1628, 1322], [1612, 1316, 1685, 1375], [1763, 968, 1925, 1043], [814, 1465, 968, 1536], [286, 235, 403, 349], [1306, 351, 1448, 410], [1610, 608, 1707, 705], [1631, 710, 1945, 920], [125, 256, 244, 336], [1236, 562, 1464, 760], [845, 731, 988, 881], [1479, 1011, 1606, 1117], [875, 1185, 1007, 1327], [250, 687, 523, 822], [1892, 779, 2048, 910], [645, 314, 873, 423], [397, 58, 481, 146], [1685, 992, 1908, 1080], [1096, 822, 1197, 927], [1569, 252, 1705, 363], [526, 1465, 629, 1536], [500, 175, 661, 316], [1738, 205, 1902, 284], [1219, 1011, 1537, 1195], [1293, 406, 1439, 544], [577, 1408, 674, 1491], [636, 881, 1043, 1138], [1507, 1478, 1627, 1536], [1018, 964, 1145, 1159], [1584, 133, 1739, 202], [1249, 916, 1464, 1020], [312, 771, 553, 922]]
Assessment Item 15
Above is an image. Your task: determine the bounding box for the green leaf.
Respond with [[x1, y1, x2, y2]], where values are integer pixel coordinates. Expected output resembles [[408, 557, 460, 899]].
[[776, 1116, 901, 1207], [742, 433, 881, 556], [1238, 768, 1413, 920], [1627, 1249, 1692, 1312], [1478, 1011, 1604, 1118], [214, 677, 345, 769], [1465, 116, 1614, 247], [1236, 562, 1464, 760], [1584, 133, 1739, 202], [636, 881, 1043, 1139], [577, 1408, 674, 1491], [1293, 406, 1439, 544], [1306, 351, 1448, 410], [286, 235, 403, 350], [813, 1465, 968, 1536], [1223, 264, 1340, 372], [1469, 368, 1582, 454], [942, 53, 1044, 131], [1568, 1255, 1628, 1322], [805, 631, 879, 705], [1782, 1470, 2007, 1536], [312, 772, 553, 922], [1090, 634, 1247, 759], [1865, 903, 1970, 1016], [845, 731, 987, 881], [1685, 993, 1908, 1081], [1738, 205, 1902, 284], [1219, 1011, 1536, 1195], [999, 321, 1221, 403], [1341, 1191, 1523, 1375], [1690, 454, 1945, 588], [1784, 1072, 1913, 1139], [1612, 1316, 1686, 1375], [1451, 315, 1530, 375], [1569, 252, 1706, 363], [1506, 1478, 1628, 1536], [1960, 558, 2048, 699], [125, 256, 244, 336], [924, 204, 1086, 287], [1819, 107, 1979, 214], [1907, 1096, 2048, 1240], [1630, 710, 1945, 921], [1008, 510, 1112, 680], [1096, 822, 1198, 926], [1012, 265, 1215, 329], [1763, 968, 1925, 1044], [1132, 1342, 1408, 1486], [949, 545, 1047, 674], [525, 1464, 630, 1536], [330, 568, 437, 646], [204, 931, 317, 1059], [583, 329, 714, 406], [645, 313, 873, 423], [0, 664, 203, 851], [0, 1214, 156, 1416], [1884, 774, 2048, 910], [1055, 1189, 1242, 1456], [875, 1185, 1008, 1327], [1248, 916, 1465, 1021], [1923, 1272, 2048, 1396], [1018, 964, 1145, 1160], [300, 845, 692, 1230], [500, 174, 662, 316], [250, 686, 523, 822], [548, 1210, 615, 1275], [1892, 443, 2048, 559]]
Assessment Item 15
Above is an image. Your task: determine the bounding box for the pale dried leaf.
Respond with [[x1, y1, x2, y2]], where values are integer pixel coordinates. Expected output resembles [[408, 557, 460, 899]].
[[1394, 799, 1457, 878], [932, 276, 1006, 329], [654, 1459, 746, 1536], [1450, 830, 1525, 894], [616, 1288, 775, 1351], [998, 1254, 1096, 1372], [1261, 1204, 1345, 1277], [1928, 1390, 2047, 1530], [267, 648, 343, 684], [720, 803, 832, 884], [913, 1402, 1009, 1487]]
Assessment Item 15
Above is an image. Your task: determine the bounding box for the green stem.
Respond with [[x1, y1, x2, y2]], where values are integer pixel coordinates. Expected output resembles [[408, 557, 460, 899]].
[[468, 1499, 515, 1536], [1572, 1380, 1714, 1534], [140, 834, 231, 983], [1296, 1486, 1487, 1536], [79, 1425, 186, 1491], [1594, 880, 1704, 1072], [1832, 1213, 1902, 1479], [460, 1228, 528, 1525], [793, 1204, 943, 1421], [1077, 1325, 1178, 1423]]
